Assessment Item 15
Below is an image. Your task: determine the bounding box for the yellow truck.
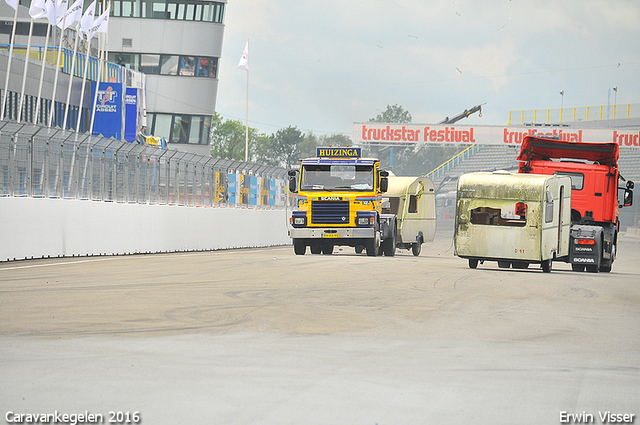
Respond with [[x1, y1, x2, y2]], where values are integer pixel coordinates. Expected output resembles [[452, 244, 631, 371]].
[[287, 147, 394, 256], [454, 171, 571, 272]]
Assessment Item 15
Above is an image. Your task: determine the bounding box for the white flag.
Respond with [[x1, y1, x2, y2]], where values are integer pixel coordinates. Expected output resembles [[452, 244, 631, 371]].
[[238, 41, 249, 71], [45, 0, 65, 26], [4, 0, 18, 11], [57, 0, 83, 29], [29, 0, 48, 20], [89, 6, 110, 35], [80, 0, 96, 37]]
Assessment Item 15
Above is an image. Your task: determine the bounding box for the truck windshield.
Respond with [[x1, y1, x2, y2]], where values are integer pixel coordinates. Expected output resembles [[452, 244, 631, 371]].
[[301, 164, 374, 191]]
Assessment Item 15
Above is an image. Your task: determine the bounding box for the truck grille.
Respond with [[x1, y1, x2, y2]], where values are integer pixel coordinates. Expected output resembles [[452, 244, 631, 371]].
[[311, 201, 350, 224]]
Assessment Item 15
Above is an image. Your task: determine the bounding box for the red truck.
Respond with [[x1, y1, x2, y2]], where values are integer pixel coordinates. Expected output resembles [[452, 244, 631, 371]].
[[517, 135, 634, 272]]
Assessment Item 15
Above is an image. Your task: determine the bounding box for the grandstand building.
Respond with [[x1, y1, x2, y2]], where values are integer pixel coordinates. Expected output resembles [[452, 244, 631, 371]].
[[108, 0, 226, 156]]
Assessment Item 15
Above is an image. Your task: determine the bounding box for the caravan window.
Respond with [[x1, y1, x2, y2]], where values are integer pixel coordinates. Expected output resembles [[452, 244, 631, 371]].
[[408, 195, 418, 213], [545, 187, 554, 223], [470, 205, 527, 227]]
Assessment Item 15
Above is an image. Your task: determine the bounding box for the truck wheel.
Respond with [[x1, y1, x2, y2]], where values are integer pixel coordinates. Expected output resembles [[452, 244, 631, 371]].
[[599, 242, 614, 272], [542, 260, 552, 273], [382, 228, 396, 257], [293, 239, 306, 255], [571, 264, 585, 272], [355, 245, 363, 254], [468, 259, 478, 269], [512, 261, 529, 269], [411, 243, 421, 256], [586, 265, 599, 273], [366, 224, 381, 257], [310, 244, 322, 255], [498, 261, 511, 269], [322, 244, 333, 255], [599, 263, 612, 273]]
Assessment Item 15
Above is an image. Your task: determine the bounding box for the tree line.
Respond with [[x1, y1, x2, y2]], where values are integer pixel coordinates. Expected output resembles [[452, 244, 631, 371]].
[[210, 105, 465, 177]]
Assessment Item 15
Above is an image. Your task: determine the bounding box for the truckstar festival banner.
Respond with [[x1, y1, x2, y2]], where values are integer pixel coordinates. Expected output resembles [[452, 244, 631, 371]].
[[353, 123, 640, 147]]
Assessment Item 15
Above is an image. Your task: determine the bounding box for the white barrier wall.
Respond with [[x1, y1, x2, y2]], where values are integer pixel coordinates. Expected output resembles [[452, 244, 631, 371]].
[[0, 198, 291, 262]]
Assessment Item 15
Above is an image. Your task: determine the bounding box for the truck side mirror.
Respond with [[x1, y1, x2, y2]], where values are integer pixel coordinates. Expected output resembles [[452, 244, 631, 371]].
[[379, 170, 389, 193], [624, 189, 633, 207], [288, 170, 298, 193]]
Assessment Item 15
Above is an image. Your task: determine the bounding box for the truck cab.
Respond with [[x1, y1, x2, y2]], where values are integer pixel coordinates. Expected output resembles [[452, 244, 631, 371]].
[[288, 147, 395, 256], [518, 136, 634, 272]]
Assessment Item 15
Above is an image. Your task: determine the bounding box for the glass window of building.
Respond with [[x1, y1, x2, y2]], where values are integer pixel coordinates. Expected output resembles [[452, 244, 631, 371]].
[[113, 0, 224, 22], [172, 115, 191, 144], [160, 55, 179, 75], [202, 2, 224, 23], [185, 3, 196, 20], [153, 113, 173, 140], [109, 53, 139, 70], [189, 116, 204, 144], [179, 56, 196, 76], [145, 0, 167, 18], [139, 54, 161, 74], [194, 4, 203, 21], [198, 116, 211, 145], [120, 0, 140, 17], [196, 57, 216, 78]]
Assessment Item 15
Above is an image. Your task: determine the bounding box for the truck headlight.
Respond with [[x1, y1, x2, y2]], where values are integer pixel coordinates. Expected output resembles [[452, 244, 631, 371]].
[[356, 212, 376, 227], [291, 212, 307, 227], [357, 217, 373, 226]]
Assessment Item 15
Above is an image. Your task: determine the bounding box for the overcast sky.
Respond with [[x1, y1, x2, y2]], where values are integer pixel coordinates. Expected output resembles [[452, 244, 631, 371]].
[[215, 0, 640, 139]]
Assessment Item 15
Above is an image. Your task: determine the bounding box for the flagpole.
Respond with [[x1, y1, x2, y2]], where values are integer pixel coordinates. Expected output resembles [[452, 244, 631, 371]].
[[245, 63, 249, 161], [244, 39, 249, 162], [34, 23, 51, 124], [75, 44, 90, 132], [62, 24, 80, 129], [89, 35, 104, 135], [75, 0, 96, 132], [1, 5, 19, 121], [48, 23, 67, 127], [88, 4, 110, 136], [18, 19, 37, 122]]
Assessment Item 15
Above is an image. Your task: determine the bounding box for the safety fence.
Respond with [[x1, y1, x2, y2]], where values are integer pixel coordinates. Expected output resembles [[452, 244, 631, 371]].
[[0, 121, 290, 208]]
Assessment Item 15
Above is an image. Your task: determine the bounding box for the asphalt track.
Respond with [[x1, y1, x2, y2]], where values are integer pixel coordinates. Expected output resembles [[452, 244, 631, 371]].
[[1, 228, 639, 425]]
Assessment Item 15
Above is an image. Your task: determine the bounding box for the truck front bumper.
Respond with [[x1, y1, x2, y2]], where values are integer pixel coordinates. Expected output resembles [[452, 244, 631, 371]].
[[289, 227, 375, 239]]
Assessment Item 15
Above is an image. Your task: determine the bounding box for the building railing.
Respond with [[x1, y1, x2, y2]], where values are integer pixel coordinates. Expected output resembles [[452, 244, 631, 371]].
[[508, 103, 640, 125], [426, 144, 478, 181], [1, 44, 124, 83], [0, 121, 289, 208]]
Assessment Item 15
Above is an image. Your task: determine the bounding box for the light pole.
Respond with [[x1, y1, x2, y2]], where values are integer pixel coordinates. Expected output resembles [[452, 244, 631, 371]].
[[613, 87, 618, 118], [559, 91, 564, 121]]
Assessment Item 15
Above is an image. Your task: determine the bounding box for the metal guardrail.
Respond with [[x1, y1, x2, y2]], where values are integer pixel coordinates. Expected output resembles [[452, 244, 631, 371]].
[[508, 103, 640, 125], [1, 44, 122, 82], [0, 121, 289, 207], [426, 144, 478, 181]]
